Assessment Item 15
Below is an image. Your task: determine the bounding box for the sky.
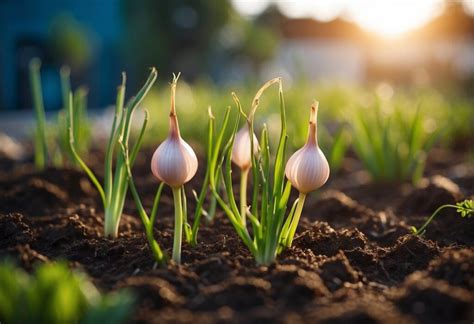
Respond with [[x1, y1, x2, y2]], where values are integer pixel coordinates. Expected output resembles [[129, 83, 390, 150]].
[[231, 0, 474, 37]]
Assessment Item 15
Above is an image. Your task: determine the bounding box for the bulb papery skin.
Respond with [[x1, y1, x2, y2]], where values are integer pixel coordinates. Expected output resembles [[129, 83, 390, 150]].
[[285, 102, 329, 193], [151, 136, 198, 188], [232, 126, 259, 170], [285, 143, 329, 194]]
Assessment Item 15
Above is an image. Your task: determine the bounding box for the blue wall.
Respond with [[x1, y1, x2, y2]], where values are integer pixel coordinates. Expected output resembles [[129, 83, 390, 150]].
[[0, 0, 124, 111]]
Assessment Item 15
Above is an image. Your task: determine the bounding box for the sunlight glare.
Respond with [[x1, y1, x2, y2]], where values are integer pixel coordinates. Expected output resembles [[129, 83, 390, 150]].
[[232, 0, 447, 38], [231, 0, 271, 17], [348, 0, 444, 37], [277, 0, 346, 22]]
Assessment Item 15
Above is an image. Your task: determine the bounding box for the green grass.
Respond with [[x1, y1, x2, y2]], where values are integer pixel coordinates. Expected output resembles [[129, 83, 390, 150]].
[[351, 100, 438, 183]]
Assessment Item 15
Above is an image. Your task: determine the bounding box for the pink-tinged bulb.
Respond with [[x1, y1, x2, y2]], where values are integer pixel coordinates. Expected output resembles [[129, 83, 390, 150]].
[[151, 135, 198, 188], [231, 125, 259, 170], [285, 102, 330, 194], [150, 75, 198, 188]]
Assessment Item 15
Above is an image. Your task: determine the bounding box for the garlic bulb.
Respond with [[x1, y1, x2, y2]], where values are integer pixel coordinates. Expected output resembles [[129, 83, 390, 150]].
[[231, 125, 259, 170], [285, 102, 329, 194], [151, 79, 198, 188]]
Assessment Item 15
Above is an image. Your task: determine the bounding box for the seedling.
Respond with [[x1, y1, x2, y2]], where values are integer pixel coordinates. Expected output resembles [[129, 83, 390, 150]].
[[123, 144, 167, 265], [69, 69, 157, 238], [28, 58, 48, 170], [209, 79, 329, 264], [186, 106, 219, 242], [411, 199, 473, 235], [57, 66, 91, 164]]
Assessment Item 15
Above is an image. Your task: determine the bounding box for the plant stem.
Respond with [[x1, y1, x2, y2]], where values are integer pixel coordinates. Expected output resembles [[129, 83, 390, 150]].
[[29, 59, 48, 170], [285, 192, 306, 247], [124, 139, 166, 265], [240, 168, 249, 226], [172, 186, 184, 264], [104, 209, 119, 238], [413, 204, 461, 235]]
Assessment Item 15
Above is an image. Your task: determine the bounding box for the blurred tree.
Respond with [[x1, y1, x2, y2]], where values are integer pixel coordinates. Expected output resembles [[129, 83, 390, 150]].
[[122, 0, 278, 81], [48, 14, 95, 71], [122, 0, 232, 80]]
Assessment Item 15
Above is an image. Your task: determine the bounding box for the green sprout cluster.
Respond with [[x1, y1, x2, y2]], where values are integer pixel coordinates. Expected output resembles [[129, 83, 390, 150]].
[[0, 261, 134, 324], [351, 102, 438, 183], [29, 59, 91, 169], [207, 78, 297, 265]]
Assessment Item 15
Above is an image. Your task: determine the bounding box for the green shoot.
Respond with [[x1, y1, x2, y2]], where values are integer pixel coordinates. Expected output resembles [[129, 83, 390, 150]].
[[28, 58, 48, 170], [121, 129, 167, 265], [58, 67, 91, 165], [411, 199, 473, 235], [69, 68, 158, 238], [28, 59, 92, 169], [184, 107, 219, 246]]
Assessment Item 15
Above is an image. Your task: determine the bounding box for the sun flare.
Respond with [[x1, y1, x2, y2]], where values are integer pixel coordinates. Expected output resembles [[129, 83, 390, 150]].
[[349, 0, 443, 38], [232, 0, 446, 38]]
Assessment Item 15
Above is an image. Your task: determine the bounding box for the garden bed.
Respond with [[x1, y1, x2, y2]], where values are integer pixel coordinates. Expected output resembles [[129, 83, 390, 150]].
[[1, 147, 472, 323]]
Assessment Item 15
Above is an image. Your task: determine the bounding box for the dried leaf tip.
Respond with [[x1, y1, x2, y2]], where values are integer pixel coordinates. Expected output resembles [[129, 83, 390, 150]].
[[169, 74, 181, 138], [208, 106, 215, 120], [307, 101, 319, 146], [170, 74, 179, 116], [310, 101, 318, 124]]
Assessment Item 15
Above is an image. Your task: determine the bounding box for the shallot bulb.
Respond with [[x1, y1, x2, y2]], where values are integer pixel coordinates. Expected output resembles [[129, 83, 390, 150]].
[[285, 102, 330, 194]]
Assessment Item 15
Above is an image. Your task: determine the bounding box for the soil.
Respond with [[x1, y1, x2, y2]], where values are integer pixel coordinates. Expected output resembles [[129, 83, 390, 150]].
[[0, 147, 473, 323]]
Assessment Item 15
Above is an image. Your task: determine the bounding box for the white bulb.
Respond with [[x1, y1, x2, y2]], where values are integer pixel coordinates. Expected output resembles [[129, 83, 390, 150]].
[[151, 135, 198, 188], [150, 76, 198, 188], [285, 102, 330, 193], [231, 125, 259, 170]]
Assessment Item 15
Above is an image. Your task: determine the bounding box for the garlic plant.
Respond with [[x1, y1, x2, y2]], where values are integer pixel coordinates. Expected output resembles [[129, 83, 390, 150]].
[[231, 124, 259, 226], [280, 102, 330, 248], [150, 74, 198, 264], [209, 78, 331, 264], [210, 78, 322, 264], [69, 68, 157, 238], [125, 74, 215, 265]]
